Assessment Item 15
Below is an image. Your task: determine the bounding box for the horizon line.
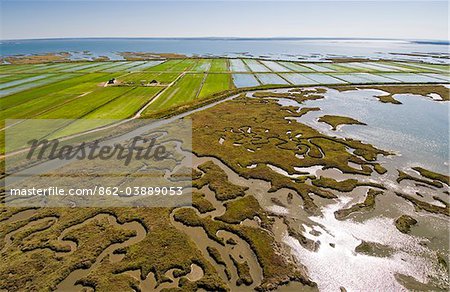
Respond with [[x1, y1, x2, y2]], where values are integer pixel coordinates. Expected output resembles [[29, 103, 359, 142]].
[[1, 36, 449, 44]]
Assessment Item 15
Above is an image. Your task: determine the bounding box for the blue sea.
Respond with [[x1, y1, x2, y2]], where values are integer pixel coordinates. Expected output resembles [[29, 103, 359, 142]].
[[1, 38, 449, 63]]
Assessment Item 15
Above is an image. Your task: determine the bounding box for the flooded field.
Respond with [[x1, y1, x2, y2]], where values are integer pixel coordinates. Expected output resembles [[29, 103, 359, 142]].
[[232, 73, 260, 88], [255, 73, 289, 85], [243, 59, 271, 72], [229, 59, 250, 72]]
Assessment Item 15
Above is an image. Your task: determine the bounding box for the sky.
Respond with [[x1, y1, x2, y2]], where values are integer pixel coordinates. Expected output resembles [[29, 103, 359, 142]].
[[0, 1, 448, 40]]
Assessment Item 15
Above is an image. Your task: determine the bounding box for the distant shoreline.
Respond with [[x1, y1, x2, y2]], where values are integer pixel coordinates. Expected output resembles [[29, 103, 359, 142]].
[[1, 37, 449, 45]]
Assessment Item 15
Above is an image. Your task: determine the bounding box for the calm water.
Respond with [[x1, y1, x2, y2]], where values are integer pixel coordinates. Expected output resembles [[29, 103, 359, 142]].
[[281, 88, 449, 174], [1, 38, 449, 63]]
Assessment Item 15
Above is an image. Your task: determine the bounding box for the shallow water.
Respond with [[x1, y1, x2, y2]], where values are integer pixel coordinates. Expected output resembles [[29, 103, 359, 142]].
[[281, 73, 316, 85], [302, 73, 347, 84], [232, 73, 260, 87], [244, 59, 271, 72], [256, 73, 289, 85], [229, 59, 250, 72], [284, 197, 448, 291], [0, 74, 49, 89], [380, 73, 446, 83], [260, 60, 291, 72], [279, 88, 449, 174], [0, 74, 74, 97], [2, 38, 449, 63]]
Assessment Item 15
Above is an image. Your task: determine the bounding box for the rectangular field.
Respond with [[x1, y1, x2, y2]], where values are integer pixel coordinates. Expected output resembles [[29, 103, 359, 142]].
[[198, 74, 233, 99], [260, 61, 291, 72], [0, 74, 50, 90], [191, 59, 212, 73], [128, 61, 165, 71], [209, 59, 229, 73], [143, 73, 205, 114], [143, 60, 181, 72], [330, 73, 375, 84], [102, 61, 147, 72], [0, 73, 112, 118], [165, 59, 197, 72], [229, 59, 250, 72], [232, 74, 260, 88], [0, 74, 76, 97], [244, 59, 271, 72], [120, 72, 181, 85], [301, 73, 347, 84], [36, 87, 134, 119], [0, 58, 447, 128], [301, 63, 335, 72], [255, 73, 289, 85], [280, 73, 316, 85], [278, 62, 315, 72], [379, 73, 446, 83]]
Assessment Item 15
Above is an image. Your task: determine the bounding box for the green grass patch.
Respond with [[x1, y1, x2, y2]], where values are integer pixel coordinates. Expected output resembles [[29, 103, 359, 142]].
[[318, 115, 367, 130], [142, 60, 181, 71], [0, 73, 113, 119], [0, 74, 39, 84], [412, 167, 449, 185], [191, 59, 212, 72], [334, 189, 383, 219], [165, 59, 197, 72], [53, 87, 162, 136], [216, 195, 265, 224], [36, 87, 134, 119], [209, 59, 229, 73], [119, 72, 180, 85], [143, 73, 204, 115], [198, 74, 233, 99]]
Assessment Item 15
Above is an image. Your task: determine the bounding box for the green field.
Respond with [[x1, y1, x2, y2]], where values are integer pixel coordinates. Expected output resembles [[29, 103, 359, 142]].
[[198, 73, 234, 99], [120, 72, 181, 85], [0, 57, 448, 146], [143, 73, 205, 115], [191, 59, 212, 72], [209, 59, 229, 73]]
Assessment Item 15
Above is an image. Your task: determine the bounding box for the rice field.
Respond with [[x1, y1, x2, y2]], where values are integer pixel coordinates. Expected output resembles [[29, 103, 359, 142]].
[[351, 73, 402, 83], [281, 73, 316, 85], [143, 73, 205, 115], [102, 61, 147, 73], [198, 74, 233, 99], [230, 59, 250, 72], [302, 73, 347, 84], [330, 73, 375, 84], [128, 60, 165, 71], [209, 59, 229, 73], [191, 59, 212, 72], [260, 61, 291, 72], [0, 58, 447, 139], [144, 60, 184, 72], [255, 73, 289, 85], [420, 73, 450, 82], [392, 61, 450, 73], [120, 72, 181, 85], [278, 61, 315, 72], [0, 74, 76, 97], [243, 59, 271, 72], [232, 74, 260, 88], [380, 73, 446, 83], [301, 63, 335, 72], [0, 74, 50, 90]]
